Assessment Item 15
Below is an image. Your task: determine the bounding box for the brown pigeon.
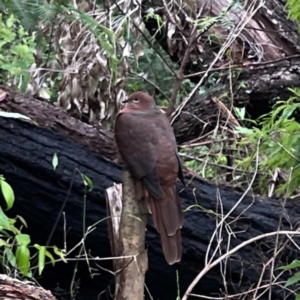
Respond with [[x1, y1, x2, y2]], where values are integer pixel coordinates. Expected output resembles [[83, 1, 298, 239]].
[[114, 91, 184, 264]]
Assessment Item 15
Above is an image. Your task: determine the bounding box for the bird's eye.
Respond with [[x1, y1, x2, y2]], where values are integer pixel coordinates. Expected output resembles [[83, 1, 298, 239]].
[[133, 98, 140, 103]]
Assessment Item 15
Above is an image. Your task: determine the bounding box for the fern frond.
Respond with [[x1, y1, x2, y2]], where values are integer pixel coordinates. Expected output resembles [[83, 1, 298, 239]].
[[1, 0, 62, 33]]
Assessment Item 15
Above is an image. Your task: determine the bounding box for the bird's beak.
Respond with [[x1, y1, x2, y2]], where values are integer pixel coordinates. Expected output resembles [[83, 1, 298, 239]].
[[122, 98, 129, 104]]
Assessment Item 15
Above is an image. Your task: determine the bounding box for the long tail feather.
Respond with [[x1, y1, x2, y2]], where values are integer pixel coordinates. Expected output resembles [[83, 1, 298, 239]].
[[148, 185, 183, 264]]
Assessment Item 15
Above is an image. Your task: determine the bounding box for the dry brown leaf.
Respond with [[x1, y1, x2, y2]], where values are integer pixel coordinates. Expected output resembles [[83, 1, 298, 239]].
[[133, 42, 144, 59]]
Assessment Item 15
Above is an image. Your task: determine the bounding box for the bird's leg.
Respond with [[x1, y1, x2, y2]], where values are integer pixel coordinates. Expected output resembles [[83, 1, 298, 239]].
[[134, 180, 150, 214], [134, 180, 144, 202], [143, 188, 152, 214], [143, 188, 149, 202], [136, 182, 148, 202], [136, 181, 150, 207]]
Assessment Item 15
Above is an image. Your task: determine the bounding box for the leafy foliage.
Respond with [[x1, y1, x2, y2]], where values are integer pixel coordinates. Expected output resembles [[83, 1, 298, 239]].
[[0, 13, 35, 91], [127, 34, 195, 105], [0, 175, 64, 277], [236, 87, 300, 197], [0, 175, 14, 209], [0, 0, 58, 33], [181, 142, 228, 180], [286, 0, 300, 32], [278, 260, 300, 299]]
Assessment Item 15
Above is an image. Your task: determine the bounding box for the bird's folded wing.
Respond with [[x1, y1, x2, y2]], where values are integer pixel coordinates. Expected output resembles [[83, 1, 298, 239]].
[[115, 112, 163, 199]]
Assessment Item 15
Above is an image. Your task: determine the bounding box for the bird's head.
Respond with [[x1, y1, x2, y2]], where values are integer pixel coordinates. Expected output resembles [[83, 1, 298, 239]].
[[122, 92, 157, 111]]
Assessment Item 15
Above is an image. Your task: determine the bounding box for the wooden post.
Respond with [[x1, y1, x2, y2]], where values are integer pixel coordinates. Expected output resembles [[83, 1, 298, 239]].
[[106, 169, 148, 300]]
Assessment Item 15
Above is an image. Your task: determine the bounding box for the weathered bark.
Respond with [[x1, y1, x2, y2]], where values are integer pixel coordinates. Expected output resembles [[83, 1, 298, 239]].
[[141, 0, 300, 143], [172, 57, 300, 143], [0, 85, 116, 160], [107, 172, 148, 300], [0, 274, 56, 299], [0, 86, 300, 299]]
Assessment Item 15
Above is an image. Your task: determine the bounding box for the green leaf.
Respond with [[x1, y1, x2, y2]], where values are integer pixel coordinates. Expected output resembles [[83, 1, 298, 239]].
[[45, 249, 55, 266], [18, 27, 25, 37], [81, 174, 94, 191], [0, 206, 11, 229], [0, 40, 9, 48], [52, 153, 58, 170], [285, 271, 300, 287], [0, 180, 15, 210], [9, 218, 16, 225], [15, 245, 30, 276], [11, 44, 30, 57], [6, 14, 15, 28], [0, 238, 10, 247], [296, 292, 300, 300], [4, 247, 16, 267], [234, 126, 255, 135], [15, 234, 30, 247], [278, 260, 300, 270], [53, 246, 67, 263], [234, 107, 246, 120], [77, 169, 94, 191], [15, 215, 28, 228], [0, 27, 16, 42], [13, 59, 30, 70], [38, 245, 46, 275]]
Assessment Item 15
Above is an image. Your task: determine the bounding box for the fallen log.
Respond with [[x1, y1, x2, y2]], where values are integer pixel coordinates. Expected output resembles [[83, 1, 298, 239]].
[[0, 86, 299, 299], [0, 274, 56, 300]]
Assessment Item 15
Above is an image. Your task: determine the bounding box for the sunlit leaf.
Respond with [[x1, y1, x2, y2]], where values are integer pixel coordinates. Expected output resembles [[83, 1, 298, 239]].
[[45, 249, 55, 266], [53, 246, 67, 263], [15, 245, 30, 276], [278, 260, 300, 270], [16, 215, 28, 228], [234, 107, 245, 120], [6, 14, 15, 28], [234, 126, 254, 135], [52, 153, 58, 170], [16, 233, 30, 247], [0, 206, 11, 229], [38, 245, 46, 275], [0, 180, 15, 210], [4, 247, 16, 267], [80, 173, 94, 191], [0, 238, 10, 247], [285, 271, 300, 287]]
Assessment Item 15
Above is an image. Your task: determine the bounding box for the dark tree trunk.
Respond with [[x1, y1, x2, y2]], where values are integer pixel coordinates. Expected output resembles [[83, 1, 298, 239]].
[[0, 86, 300, 299]]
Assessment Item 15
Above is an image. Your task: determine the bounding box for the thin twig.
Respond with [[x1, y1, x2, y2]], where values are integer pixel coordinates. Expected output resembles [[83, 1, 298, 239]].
[[171, 0, 265, 124], [188, 281, 292, 299], [182, 230, 300, 300], [113, 0, 177, 77], [179, 153, 260, 175]]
